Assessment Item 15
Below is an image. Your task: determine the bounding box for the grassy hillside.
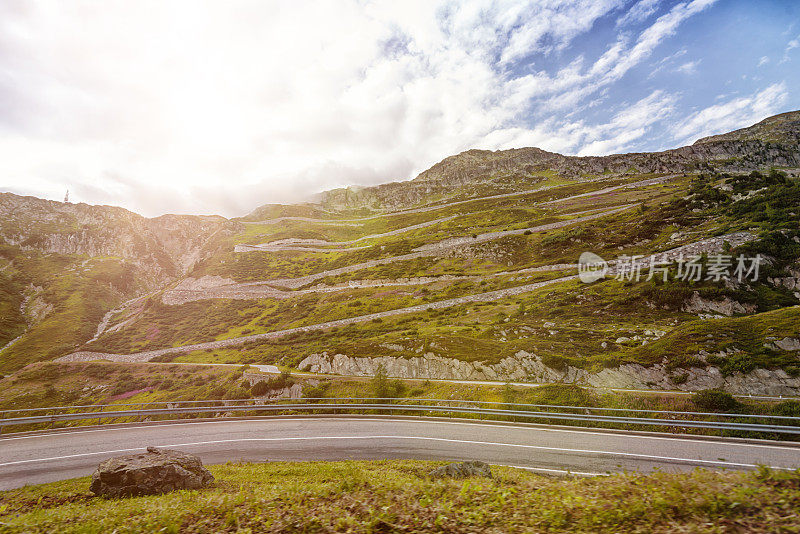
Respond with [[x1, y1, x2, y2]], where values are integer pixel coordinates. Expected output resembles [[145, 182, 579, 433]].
[[60, 168, 799, 391], [2, 113, 799, 392], [2, 461, 799, 532], [0, 196, 236, 373]]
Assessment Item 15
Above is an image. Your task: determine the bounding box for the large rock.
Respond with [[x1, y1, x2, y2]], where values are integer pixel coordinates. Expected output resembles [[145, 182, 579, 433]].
[[682, 291, 757, 316], [430, 461, 492, 479], [90, 446, 214, 497]]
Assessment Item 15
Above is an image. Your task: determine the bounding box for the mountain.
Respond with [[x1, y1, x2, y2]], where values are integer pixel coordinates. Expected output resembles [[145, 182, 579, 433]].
[[1, 110, 799, 399], [0, 194, 239, 370], [313, 110, 800, 212]]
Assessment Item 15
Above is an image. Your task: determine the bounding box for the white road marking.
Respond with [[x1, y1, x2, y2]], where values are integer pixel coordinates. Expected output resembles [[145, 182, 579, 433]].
[[0, 435, 795, 471], [1, 417, 798, 453], [499, 464, 606, 477]]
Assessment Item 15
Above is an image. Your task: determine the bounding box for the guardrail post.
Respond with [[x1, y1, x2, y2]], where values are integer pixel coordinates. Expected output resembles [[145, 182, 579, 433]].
[[97, 406, 103, 426]]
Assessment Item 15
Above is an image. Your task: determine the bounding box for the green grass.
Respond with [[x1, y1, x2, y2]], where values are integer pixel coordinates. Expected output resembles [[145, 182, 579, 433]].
[[1, 461, 799, 532], [5, 171, 800, 387], [0, 251, 148, 373]]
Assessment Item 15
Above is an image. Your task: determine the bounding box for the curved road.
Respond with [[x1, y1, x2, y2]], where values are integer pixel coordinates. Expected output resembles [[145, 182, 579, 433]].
[[1, 416, 799, 490]]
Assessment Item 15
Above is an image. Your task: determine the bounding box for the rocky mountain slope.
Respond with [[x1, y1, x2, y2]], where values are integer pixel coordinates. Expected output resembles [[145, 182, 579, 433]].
[[315, 111, 800, 212], [0, 195, 239, 370], [1, 111, 799, 397]]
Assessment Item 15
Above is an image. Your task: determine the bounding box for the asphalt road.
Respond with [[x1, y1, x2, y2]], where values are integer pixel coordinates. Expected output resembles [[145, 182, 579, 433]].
[[1, 416, 799, 490]]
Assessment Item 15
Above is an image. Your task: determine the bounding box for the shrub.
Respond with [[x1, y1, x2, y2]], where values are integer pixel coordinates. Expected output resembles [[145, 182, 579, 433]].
[[251, 380, 270, 396], [303, 380, 330, 400], [541, 354, 568, 372], [772, 400, 800, 417], [371, 364, 405, 400], [720, 353, 756, 376], [223, 387, 251, 400], [693, 389, 739, 412], [267, 370, 294, 390]]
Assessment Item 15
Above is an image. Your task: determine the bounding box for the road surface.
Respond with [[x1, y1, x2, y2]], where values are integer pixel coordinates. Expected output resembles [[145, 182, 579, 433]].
[[1, 416, 799, 490]]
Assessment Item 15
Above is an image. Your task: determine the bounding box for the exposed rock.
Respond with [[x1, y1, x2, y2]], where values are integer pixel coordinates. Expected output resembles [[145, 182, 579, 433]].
[[21, 284, 52, 326], [682, 291, 757, 316], [89, 447, 214, 497], [298, 350, 800, 396], [430, 461, 492, 479], [773, 338, 800, 351], [769, 267, 800, 294], [0, 192, 239, 282]]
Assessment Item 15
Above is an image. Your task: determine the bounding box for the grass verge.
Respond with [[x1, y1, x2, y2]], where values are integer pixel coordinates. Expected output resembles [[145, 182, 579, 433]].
[[1, 461, 799, 533]]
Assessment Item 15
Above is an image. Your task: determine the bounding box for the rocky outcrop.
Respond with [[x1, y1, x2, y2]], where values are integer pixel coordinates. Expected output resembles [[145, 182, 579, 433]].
[[242, 371, 305, 399], [772, 338, 800, 351], [430, 461, 492, 479], [20, 284, 52, 326], [298, 350, 800, 396], [682, 292, 757, 316], [768, 266, 800, 300], [89, 446, 214, 497]]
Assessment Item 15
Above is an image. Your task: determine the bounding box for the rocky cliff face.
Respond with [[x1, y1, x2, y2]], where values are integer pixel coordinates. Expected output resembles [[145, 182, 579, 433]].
[[0, 192, 240, 283], [298, 349, 800, 396]]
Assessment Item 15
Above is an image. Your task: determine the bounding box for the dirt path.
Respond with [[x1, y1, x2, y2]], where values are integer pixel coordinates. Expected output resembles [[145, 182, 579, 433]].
[[239, 215, 458, 252], [254, 204, 636, 289], [162, 263, 578, 305], [241, 175, 672, 229], [238, 176, 671, 249], [57, 273, 581, 363], [62, 229, 756, 363]]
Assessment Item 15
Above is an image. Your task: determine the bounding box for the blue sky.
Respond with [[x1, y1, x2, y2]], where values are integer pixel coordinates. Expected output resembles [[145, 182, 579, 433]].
[[0, 0, 798, 216]]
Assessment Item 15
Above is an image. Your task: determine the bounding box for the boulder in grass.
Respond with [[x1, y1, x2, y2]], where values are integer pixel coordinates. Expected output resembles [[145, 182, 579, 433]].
[[90, 446, 214, 497], [430, 460, 492, 479]]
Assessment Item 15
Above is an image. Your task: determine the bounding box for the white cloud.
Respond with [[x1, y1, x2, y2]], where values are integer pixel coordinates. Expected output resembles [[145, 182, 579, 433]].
[[671, 82, 789, 144], [781, 35, 800, 63], [675, 60, 700, 74], [0, 0, 718, 217], [476, 89, 677, 156], [508, 0, 717, 111], [616, 0, 661, 27], [757, 55, 770, 67]]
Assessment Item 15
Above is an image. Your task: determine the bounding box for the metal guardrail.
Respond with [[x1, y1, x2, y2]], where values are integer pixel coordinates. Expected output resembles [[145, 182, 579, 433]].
[[2, 398, 800, 435]]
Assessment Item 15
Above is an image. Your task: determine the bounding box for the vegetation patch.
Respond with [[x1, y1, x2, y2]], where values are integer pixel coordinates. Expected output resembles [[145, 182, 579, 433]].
[[1, 461, 799, 532]]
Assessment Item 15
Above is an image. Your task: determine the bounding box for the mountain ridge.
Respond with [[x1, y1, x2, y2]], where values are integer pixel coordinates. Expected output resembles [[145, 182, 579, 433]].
[[313, 110, 800, 213], [1, 110, 799, 395]]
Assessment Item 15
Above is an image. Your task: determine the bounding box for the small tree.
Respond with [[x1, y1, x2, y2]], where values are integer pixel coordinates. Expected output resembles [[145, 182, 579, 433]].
[[372, 364, 390, 400]]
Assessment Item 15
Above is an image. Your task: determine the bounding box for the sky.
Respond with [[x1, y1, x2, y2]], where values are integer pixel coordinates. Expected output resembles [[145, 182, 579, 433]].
[[0, 0, 798, 217]]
